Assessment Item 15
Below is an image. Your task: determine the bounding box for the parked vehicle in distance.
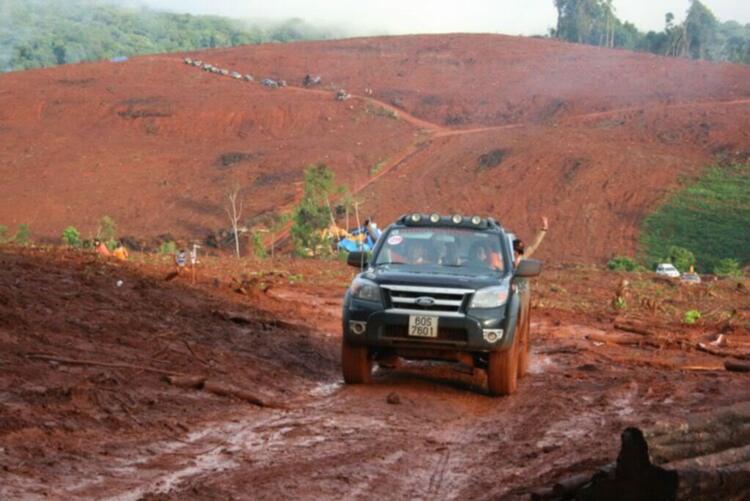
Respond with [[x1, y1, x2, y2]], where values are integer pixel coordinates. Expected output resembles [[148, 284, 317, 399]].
[[655, 263, 680, 278], [681, 272, 702, 284]]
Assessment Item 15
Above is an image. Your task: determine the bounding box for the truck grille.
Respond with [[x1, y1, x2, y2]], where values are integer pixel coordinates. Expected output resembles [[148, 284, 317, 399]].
[[382, 325, 468, 343], [381, 284, 473, 315]]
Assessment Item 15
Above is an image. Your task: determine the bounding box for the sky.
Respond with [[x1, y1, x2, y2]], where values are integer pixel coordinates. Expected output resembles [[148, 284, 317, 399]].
[[136, 0, 750, 35]]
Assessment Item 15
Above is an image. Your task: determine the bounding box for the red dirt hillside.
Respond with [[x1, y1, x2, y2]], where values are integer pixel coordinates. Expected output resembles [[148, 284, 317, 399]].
[[1, 34, 749, 262]]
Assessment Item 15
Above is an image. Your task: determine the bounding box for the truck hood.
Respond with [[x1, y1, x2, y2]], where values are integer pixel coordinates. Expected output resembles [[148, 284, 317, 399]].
[[361, 265, 507, 291]]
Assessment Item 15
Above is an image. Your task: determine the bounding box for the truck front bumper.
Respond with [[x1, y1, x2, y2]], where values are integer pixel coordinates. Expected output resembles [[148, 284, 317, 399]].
[[343, 293, 521, 353]]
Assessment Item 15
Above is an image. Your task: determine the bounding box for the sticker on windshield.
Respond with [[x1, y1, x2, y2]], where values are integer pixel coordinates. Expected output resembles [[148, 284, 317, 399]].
[[387, 235, 403, 246]]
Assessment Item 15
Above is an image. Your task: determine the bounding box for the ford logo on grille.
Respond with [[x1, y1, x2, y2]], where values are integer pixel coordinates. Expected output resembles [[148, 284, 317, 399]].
[[415, 296, 435, 307]]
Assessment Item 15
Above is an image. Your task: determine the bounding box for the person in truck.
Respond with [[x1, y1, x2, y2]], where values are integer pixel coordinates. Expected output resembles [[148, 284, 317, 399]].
[[513, 216, 548, 266], [468, 241, 503, 271]]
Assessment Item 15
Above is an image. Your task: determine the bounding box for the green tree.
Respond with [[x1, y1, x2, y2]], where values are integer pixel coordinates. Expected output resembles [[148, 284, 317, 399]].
[[550, 0, 750, 65], [607, 256, 638, 272], [666, 245, 696, 272], [61, 226, 81, 247], [1, 0, 340, 73], [291, 164, 337, 257], [0, 225, 7, 243], [159, 240, 176, 254], [713, 258, 742, 277], [685, 0, 719, 59], [97, 215, 117, 245], [251, 231, 268, 258], [555, 0, 606, 45], [15, 224, 31, 245]]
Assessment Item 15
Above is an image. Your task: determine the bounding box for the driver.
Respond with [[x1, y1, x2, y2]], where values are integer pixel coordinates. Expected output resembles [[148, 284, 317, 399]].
[[468, 242, 491, 268], [468, 241, 503, 271]]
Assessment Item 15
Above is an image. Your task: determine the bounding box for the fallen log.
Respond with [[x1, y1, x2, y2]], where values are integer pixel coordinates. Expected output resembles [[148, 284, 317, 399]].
[[533, 403, 750, 500], [202, 380, 287, 409], [697, 342, 750, 360], [165, 375, 207, 389], [726, 359, 750, 372], [585, 332, 661, 349], [589, 350, 723, 371], [212, 309, 261, 325], [648, 423, 750, 464], [165, 374, 287, 410], [552, 470, 606, 497], [666, 444, 750, 470], [647, 401, 750, 439], [613, 319, 657, 336], [27, 353, 185, 376], [673, 462, 750, 500]]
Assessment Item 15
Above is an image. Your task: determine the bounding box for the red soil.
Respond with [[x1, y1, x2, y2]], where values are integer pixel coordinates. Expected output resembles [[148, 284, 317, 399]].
[[1, 34, 749, 261], [0, 247, 748, 498], [3, 34, 750, 498]]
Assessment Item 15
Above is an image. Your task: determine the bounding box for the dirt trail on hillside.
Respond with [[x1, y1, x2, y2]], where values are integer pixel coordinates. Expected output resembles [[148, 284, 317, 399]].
[[1, 248, 748, 499], [3, 36, 750, 263], [196, 53, 750, 143], [283, 84, 442, 132]]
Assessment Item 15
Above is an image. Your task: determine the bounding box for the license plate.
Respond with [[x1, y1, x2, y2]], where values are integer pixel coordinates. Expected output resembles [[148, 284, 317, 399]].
[[408, 315, 438, 338]]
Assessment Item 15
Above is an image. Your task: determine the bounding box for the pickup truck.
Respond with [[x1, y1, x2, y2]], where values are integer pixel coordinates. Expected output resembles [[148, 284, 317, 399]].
[[341, 213, 542, 396]]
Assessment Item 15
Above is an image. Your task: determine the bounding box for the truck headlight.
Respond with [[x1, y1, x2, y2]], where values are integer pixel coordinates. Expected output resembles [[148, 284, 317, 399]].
[[470, 285, 509, 309], [351, 278, 381, 303]]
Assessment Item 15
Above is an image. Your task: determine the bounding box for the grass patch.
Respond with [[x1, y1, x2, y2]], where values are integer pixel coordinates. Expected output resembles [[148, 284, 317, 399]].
[[370, 159, 388, 177], [366, 104, 398, 120], [640, 163, 750, 273]]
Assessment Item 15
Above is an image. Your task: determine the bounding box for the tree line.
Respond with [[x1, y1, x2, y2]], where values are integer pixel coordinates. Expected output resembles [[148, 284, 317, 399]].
[[552, 0, 750, 64], [0, 0, 342, 72]]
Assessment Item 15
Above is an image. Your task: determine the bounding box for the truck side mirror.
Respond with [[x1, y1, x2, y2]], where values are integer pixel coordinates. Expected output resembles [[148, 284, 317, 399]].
[[515, 259, 542, 278], [347, 251, 369, 268]]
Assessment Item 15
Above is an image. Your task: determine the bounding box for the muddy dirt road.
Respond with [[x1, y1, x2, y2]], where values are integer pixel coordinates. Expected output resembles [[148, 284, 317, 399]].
[[1, 248, 748, 499]]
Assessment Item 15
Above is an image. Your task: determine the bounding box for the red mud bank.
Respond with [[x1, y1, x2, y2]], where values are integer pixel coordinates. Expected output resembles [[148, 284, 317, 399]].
[[0, 247, 748, 498], [1, 35, 750, 263]]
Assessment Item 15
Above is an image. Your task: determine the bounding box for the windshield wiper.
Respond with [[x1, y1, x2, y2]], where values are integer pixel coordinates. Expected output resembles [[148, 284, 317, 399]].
[[375, 261, 406, 266]]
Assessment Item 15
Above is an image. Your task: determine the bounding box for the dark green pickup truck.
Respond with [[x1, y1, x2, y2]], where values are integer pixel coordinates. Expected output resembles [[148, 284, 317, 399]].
[[341, 213, 542, 396]]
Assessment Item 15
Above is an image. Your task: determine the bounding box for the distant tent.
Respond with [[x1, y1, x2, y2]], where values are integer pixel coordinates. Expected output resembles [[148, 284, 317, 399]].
[[110, 56, 128, 63]]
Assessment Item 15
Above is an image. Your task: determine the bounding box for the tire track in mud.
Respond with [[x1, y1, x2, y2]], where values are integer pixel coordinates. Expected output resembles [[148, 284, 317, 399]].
[[14, 318, 744, 500]]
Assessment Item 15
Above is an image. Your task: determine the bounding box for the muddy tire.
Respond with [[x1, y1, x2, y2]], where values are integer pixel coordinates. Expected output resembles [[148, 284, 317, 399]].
[[341, 338, 372, 384], [517, 307, 530, 379], [487, 335, 518, 396]]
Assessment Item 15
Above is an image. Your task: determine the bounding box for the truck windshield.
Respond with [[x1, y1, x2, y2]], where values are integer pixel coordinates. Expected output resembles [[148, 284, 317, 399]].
[[373, 227, 507, 273]]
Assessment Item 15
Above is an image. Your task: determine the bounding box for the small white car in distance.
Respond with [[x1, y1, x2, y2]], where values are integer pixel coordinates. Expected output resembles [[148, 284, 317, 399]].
[[655, 263, 680, 278]]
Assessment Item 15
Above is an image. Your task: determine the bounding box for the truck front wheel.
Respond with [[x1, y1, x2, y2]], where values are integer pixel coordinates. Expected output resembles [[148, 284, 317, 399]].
[[341, 338, 372, 384], [487, 336, 518, 396]]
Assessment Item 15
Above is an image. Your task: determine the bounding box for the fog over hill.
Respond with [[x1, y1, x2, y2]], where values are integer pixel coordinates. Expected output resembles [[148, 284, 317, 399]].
[[134, 0, 750, 36]]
